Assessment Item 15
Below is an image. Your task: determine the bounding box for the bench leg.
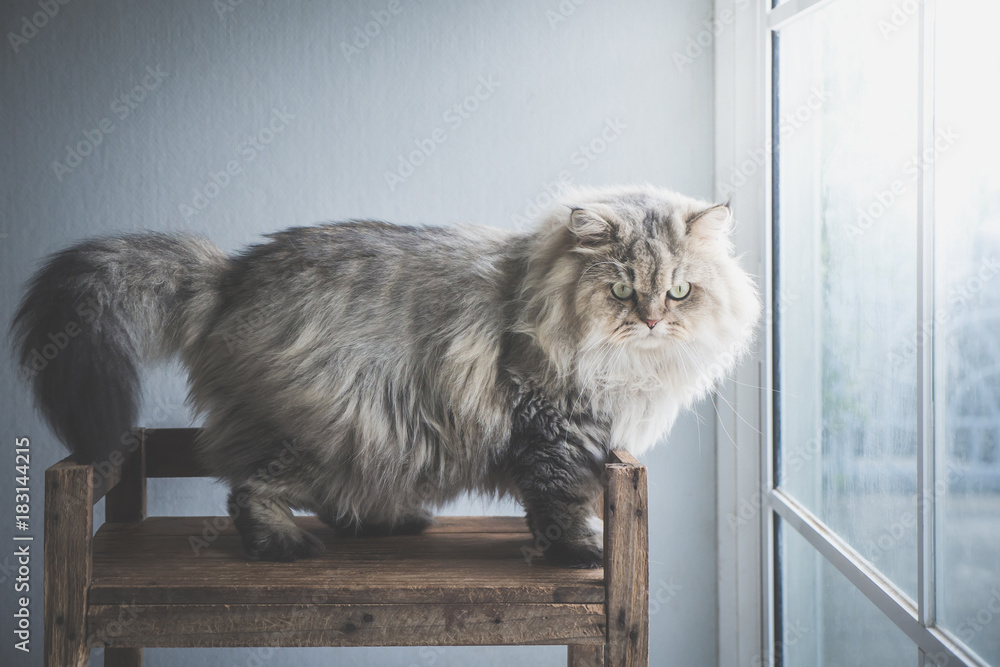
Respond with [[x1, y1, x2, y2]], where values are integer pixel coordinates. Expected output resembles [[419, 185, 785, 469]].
[[568, 644, 605, 666], [45, 462, 94, 667], [605, 458, 649, 666], [105, 647, 143, 666]]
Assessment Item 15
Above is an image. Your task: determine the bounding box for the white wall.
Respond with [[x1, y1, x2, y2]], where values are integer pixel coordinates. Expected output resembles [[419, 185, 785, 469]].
[[0, 1, 718, 665]]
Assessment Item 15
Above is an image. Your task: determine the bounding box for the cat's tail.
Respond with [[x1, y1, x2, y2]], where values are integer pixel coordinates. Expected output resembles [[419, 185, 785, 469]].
[[10, 233, 229, 463]]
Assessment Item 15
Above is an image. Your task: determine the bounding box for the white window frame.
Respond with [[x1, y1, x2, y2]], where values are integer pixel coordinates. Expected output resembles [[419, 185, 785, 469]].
[[714, 1, 988, 665]]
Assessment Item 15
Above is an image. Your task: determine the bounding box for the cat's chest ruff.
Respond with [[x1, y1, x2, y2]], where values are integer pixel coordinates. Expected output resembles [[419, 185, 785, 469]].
[[588, 385, 681, 455]]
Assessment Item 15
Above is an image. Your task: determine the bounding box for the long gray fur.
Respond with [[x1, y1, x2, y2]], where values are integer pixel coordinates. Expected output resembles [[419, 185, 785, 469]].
[[11, 185, 759, 567]]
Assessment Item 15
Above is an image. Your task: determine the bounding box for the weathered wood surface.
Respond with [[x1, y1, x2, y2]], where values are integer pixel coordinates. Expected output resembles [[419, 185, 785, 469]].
[[568, 643, 606, 666], [45, 459, 94, 667], [90, 516, 605, 606], [44, 432, 652, 661], [95, 515, 529, 535], [88, 602, 605, 648], [103, 647, 143, 667], [609, 449, 642, 467], [604, 457, 649, 667]]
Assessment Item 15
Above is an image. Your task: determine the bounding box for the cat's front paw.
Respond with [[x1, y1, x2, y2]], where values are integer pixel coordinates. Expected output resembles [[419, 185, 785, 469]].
[[242, 527, 325, 562], [545, 541, 604, 569]]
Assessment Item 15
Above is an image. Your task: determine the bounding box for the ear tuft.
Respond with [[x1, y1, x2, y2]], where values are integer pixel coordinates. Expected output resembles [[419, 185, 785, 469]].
[[686, 204, 733, 245], [568, 205, 616, 249]]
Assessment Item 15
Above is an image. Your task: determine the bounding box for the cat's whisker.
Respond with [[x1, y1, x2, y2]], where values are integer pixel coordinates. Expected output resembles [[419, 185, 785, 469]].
[[714, 390, 763, 436], [570, 338, 619, 416], [721, 376, 791, 396], [711, 395, 740, 450]]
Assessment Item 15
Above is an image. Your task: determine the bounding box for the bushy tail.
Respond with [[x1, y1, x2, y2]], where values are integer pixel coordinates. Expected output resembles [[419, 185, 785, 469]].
[[10, 233, 229, 463]]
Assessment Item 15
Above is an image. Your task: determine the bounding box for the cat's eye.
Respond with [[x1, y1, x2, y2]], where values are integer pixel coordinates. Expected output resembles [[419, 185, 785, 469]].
[[667, 282, 692, 300], [611, 282, 634, 300]]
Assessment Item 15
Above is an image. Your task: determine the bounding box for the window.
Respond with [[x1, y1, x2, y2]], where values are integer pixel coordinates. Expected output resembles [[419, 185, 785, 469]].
[[716, 1, 1000, 665]]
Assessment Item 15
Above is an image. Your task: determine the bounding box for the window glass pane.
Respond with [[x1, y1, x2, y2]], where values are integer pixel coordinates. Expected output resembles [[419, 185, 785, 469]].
[[775, 0, 919, 598], [778, 519, 917, 667], [934, 2, 1000, 663]]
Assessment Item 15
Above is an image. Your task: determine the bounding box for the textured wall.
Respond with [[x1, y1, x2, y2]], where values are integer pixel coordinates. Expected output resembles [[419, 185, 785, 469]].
[[0, 1, 717, 665]]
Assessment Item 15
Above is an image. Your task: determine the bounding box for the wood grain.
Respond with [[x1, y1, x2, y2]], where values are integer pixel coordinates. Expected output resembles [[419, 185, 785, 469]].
[[604, 457, 649, 667], [103, 647, 143, 667], [44, 431, 650, 662], [88, 602, 605, 648], [44, 459, 93, 667], [569, 643, 606, 666], [609, 449, 642, 467], [89, 516, 605, 606]]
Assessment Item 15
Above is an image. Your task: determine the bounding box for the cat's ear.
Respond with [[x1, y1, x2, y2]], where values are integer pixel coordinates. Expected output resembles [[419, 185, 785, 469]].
[[568, 205, 616, 250], [686, 204, 733, 249]]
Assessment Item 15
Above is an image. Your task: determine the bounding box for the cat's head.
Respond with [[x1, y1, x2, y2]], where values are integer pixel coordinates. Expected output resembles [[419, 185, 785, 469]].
[[522, 184, 760, 386]]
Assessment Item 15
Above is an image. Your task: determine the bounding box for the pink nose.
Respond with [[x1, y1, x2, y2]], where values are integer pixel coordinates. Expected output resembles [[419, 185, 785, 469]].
[[645, 319, 660, 329]]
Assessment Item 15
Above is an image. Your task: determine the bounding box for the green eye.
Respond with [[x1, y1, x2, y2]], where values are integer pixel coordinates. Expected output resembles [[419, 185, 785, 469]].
[[667, 282, 692, 300], [611, 282, 634, 300]]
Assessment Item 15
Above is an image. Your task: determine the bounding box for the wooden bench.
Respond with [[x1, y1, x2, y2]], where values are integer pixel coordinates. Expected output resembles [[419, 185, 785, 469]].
[[44, 428, 649, 666]]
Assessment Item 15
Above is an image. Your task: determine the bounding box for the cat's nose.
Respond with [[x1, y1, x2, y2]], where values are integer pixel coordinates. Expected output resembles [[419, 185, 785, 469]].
[[645, 319, 660, 329]]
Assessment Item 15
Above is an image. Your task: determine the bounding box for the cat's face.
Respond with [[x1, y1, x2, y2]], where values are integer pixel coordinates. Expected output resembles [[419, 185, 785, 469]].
[[528, 186, 759, 368], [570, 196, 740, 350]]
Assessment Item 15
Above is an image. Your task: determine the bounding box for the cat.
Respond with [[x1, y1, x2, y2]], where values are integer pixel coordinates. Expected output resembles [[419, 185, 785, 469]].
[[11, 184, 759, 568]]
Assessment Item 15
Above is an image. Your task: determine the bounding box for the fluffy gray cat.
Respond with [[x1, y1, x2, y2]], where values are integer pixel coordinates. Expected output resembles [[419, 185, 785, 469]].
[[11, 185, 759, 568]]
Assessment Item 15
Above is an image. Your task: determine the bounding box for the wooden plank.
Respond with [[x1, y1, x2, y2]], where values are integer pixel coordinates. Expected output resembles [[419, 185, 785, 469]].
[[88, 515, 603, 606], [609, 449, 641, 467], [44, 459, 93, 667], [87, 603, 606, 648], [92, 459, 123, 504], [105, 431, 146, 523], [569, 644, 605, 666], [95, 515, 529, 536], [604, 461, 649, 667], [143, 428, 209, 478], [104, 647, 142, 666], [46, 453, 122, 506]]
